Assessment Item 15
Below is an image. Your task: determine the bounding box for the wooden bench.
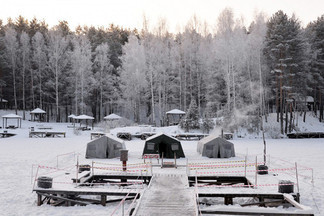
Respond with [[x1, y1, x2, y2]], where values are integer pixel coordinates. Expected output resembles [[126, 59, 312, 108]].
[[29, 131, 66, 138], [117, 132, 132, 140], [174, 133, 208, 140]]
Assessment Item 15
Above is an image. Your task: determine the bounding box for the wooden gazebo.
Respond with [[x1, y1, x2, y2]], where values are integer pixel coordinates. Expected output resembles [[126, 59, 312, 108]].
[[73, 114, 95, 130], [166, 109, 186, 126], [2, 113, 22, 129], [30, 108, 46, 122]]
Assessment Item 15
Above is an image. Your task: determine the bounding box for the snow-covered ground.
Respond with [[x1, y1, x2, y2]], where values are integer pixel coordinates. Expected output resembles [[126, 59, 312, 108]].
[[0, 110, 323, 215]]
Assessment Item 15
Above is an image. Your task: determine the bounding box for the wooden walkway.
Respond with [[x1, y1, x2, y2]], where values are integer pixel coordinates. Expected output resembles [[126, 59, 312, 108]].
[[134, 174, 197, 216]]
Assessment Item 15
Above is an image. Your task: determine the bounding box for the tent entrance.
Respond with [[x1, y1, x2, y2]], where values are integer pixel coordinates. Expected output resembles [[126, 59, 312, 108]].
[[158, 143, 167, 158]]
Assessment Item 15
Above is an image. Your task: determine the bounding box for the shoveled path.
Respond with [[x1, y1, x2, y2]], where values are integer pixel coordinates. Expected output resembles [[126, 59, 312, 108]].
[[135, 173, 197, 216]]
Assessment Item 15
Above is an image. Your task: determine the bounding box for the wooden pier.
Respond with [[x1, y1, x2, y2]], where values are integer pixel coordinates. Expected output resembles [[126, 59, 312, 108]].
[[287, 132, 324, 139], [33, 173, 151, 207]]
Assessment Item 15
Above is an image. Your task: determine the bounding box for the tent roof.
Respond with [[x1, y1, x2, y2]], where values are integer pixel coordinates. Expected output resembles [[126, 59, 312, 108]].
[[31, 108, 46, 114], [73, 114, 94, 120], [68, 114, 77, 118], [146, 133, 179, 142], [166, 109, 186, 115], [2, 113, 22, 119], [104, 113, 122, 120], [199, 135, 233, 146]]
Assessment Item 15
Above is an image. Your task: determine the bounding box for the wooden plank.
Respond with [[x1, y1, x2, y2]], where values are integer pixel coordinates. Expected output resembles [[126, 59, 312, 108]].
[[34, 188, 140, 196], [240, 200, 284, 207], [198, 193, 286, 200], [201, 209, 314, 216], [37, 193, 89, 206], [283, 194, 309, 210]]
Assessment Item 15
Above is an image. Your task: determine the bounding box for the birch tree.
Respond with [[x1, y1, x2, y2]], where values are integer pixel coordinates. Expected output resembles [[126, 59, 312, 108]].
[[71, 35, 92, 115], [94, 42, 112, 120], [4, 27, 19, 114], [120, 34, 147, 122], [32, 31, 46, 109], [19, 31, 30, 119], [47, 29, 69, 122]]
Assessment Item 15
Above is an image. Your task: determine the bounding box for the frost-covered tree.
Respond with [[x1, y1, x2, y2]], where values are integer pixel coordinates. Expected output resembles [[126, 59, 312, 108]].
[[71, 35, 92, 115], [306, 15, 324, 122], [180, 99, 200, 132], [264, 11, 308, 133], [93, 42, 113, 120], [19, 31, 30, 119], [120, 34, 147, 122], [32, 31, 47, 109], [47, 29, 69, 121], [3, 27, 19, 114]]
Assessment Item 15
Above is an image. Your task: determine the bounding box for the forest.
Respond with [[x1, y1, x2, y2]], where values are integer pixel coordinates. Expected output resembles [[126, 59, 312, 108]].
[[0, 8, 323, 135]]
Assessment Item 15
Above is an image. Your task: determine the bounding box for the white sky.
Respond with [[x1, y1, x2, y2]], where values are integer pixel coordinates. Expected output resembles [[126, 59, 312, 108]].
[[1, 0, 323, 32]]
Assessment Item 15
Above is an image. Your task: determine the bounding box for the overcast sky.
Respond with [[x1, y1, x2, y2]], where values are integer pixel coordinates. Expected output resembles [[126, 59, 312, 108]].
[[1, 0, 323, 32]]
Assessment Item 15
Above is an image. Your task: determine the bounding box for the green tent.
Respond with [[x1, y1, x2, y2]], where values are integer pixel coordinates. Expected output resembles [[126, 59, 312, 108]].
[[142, 133, 185, 158]]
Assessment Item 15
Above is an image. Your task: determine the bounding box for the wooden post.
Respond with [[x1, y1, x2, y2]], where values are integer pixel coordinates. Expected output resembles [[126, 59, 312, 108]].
[[101, 195, 107, 206], [186, 158, 189, 175], [37, 193, 42, 206], [224, 196, 233, 205], [76, 155, 79, 186], [174, 152, 177, 169], [295, 162, 300, 203], [255, 156, 258, 189], [92, 161, 94, 176], [244, 155, 247, 178], [161, 152, 164, 168]]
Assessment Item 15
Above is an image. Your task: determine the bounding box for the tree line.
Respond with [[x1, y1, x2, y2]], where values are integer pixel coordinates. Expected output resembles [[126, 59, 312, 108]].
[[0, 9, 323, 134]]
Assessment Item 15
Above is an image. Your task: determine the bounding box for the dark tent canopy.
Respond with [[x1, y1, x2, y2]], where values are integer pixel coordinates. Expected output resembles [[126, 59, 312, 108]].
[[86, 135, 126, 159], [142, 133, 185, 158], [197, 135, 235, 158]]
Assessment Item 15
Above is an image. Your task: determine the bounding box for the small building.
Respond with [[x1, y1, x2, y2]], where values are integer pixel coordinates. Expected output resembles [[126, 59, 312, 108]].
[[30, 108, 46, 122], [0, 98, 8, 109], [142, 133, 185, 158], [2, 113, 22, 128], [166, 109, 186, 126], [197, 135, 235, 158], [85, 134, 126, 159]]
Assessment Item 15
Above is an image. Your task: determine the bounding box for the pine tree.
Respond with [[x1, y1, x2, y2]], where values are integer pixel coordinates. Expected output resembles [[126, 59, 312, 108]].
[[180, 99, 200, 132]]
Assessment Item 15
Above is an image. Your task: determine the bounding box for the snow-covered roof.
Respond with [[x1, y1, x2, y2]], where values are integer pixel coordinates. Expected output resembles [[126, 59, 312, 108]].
[[166, 109, 186, 115], [306, 96, 314, 103], [2, 113, 22, 119], [104, 113, 122, 120], [30, 108, 46, 114], [68, 114, 77, 118], [146, 132, 179, 142], [73, 114, 94, 120], [0, 98, 8, 103]]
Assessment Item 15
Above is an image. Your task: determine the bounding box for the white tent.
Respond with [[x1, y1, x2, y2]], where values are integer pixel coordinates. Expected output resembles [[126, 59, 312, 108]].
[[68, 114, 77, 118], [2, 113, 22, 128], [104, 113, 122, 120]]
